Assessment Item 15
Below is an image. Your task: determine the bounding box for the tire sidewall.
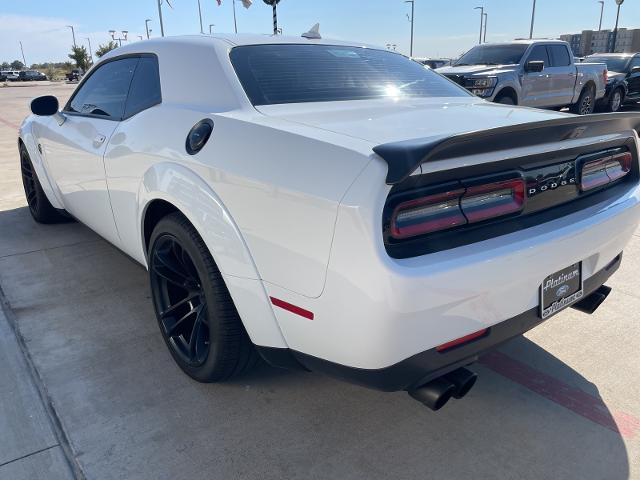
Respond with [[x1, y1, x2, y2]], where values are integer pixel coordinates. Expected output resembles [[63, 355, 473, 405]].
[[148, 217, 226, 382], [609, 88, 622, 112]]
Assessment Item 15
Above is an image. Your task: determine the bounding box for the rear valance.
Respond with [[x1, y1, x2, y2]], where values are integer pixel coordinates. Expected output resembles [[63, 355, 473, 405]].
[[373, 112, 640, 185]]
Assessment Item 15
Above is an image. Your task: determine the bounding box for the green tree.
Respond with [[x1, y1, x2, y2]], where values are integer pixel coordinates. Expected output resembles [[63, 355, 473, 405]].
[[95, 41, 119, 58], [1, 62, 10, 70], [10, 60, 24, 70], [69, 45, 90, 71]]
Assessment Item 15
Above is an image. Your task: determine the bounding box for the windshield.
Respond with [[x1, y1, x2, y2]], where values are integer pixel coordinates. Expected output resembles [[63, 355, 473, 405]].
[[587, 56, 630, 72], [455, 44, 528, 66], [230, 44, 469, 106]]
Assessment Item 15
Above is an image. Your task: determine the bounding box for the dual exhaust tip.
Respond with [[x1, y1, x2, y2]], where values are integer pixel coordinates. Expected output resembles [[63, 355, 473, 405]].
[[408, 367, 477, 411]]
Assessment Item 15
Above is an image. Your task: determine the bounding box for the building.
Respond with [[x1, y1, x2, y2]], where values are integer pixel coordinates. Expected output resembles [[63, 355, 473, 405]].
[[559, 28, 640, 56]]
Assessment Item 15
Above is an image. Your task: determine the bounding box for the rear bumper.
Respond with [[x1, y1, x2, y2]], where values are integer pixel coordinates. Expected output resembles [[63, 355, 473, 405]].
[[259, 252, 622, 391]]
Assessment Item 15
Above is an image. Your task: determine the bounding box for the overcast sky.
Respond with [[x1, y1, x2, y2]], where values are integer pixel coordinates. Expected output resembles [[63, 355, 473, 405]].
[[2, 0, 640, 65]]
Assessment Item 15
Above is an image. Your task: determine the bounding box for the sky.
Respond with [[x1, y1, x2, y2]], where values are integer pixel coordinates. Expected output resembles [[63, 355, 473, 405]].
[[1, 0, 640, 65]]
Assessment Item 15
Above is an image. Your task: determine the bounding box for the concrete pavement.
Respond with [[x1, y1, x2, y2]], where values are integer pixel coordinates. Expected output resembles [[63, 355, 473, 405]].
[[1, 83, 640, 479]]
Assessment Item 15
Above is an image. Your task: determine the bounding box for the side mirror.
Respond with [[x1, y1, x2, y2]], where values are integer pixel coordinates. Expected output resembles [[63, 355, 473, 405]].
[[30, 95, 59, 116], [631, 66, 640, 74], [525, 60, 545, 73]]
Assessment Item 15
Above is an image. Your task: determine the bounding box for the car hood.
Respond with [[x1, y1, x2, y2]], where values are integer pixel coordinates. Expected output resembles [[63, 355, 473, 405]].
[[257, 97, 569, 146], [436, 64, 517, 75]]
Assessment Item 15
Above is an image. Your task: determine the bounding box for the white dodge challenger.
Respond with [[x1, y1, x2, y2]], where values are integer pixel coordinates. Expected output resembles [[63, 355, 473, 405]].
[[18, 35, 640, 410]]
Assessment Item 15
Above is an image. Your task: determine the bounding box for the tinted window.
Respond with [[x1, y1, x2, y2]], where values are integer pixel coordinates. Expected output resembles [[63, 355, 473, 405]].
[[587, 56, 631, 72], [455, 45, 528, 66], [548, 45, 571, 67], [526, 45, 550, 66], [630, 57, 640, 70], [124, 56, 162, 118], [230, 45, 468, 106], [67, 58, 138, 118]]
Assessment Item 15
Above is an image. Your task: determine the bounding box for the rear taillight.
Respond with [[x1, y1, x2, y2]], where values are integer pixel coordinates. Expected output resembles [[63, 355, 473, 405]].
[[461, 179, 525, 224], [390, 178, 525, 239], [390, 189, 466, 239], [580, 151, 632, 192], [604, 69, 608, 85]]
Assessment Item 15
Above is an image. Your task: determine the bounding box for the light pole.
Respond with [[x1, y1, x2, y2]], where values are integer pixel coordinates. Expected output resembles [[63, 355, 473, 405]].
[[611, 0, 624, 53], [197, 0, 204, 34], [110, 30, 128, 47], [405, 0, 415, 58], [85, 37, 93, 64], [529, 0, 536, 39], [67, 25, 77, 48], [597, 1, 604, 30], [145, 19, 152, 39], [232, 0, 238, 33], [474, 6, 484, 45], [157, 0, 165, 37], [483, 12, 488, 43], [209, 24, 215, 34], [19, 41, 27, 67]]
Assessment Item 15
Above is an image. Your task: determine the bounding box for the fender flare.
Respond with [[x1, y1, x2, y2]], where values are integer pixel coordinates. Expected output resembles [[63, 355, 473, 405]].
[[138, 162, 288, 348]]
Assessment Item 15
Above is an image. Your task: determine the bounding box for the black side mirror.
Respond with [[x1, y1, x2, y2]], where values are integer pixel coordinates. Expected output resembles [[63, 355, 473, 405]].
[[631, 66, 640, 74], [30, 95, 59, 116], [525, 60, 545, 73]]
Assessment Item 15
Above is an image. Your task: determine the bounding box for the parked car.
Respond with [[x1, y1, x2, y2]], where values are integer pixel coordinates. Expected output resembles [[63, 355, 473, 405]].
[[586, 53, 640, 112], [1, 70, 21, 81], [66, 68, 84, 82], [0, 72, 6, 82], [18, 70, 47, 81], [436, 40, 607, 114], [18, 36, 640, 410], [414, 58, 451, 69]]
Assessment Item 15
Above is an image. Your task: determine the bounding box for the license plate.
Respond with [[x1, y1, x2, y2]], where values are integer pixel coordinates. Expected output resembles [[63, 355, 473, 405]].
[[539, 262, 584, 320]]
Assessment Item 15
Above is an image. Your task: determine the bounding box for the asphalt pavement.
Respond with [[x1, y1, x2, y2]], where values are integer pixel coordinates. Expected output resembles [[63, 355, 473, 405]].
[[1, 83, 640, 480]]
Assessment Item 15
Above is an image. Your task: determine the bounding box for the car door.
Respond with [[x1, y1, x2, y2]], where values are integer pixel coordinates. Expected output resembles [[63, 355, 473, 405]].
[[627, 56, 640, 101], [41, 57, 139, 246], [520, 45, 550, 107], [546, 45, 576, 107]]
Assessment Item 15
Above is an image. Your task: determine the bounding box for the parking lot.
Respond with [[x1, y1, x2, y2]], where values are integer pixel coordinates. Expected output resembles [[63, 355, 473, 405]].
[[1, 83, 640, 479]]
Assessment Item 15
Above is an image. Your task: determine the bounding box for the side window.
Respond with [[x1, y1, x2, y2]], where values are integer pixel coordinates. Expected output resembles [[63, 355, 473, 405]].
[[124, 56, 162, 118], [66, 58, 138, 119], [548, 45, 571, 67], [526, 45, 549, 67], [630, 57, 640, 71]]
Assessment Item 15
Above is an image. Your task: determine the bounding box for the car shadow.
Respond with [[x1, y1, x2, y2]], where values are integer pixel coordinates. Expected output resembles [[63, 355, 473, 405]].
[[0, 205, 632, 480]]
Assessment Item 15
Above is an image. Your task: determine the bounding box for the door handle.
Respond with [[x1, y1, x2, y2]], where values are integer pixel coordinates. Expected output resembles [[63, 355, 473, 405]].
[[93, 134, 106, 147]]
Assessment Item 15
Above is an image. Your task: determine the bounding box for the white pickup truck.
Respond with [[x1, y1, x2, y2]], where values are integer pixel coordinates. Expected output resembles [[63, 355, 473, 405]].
[[437, 40, 608, 114]]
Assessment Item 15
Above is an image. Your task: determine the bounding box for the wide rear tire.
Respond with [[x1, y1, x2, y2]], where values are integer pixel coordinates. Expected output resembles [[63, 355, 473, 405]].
[[148, 212, 258, 382]]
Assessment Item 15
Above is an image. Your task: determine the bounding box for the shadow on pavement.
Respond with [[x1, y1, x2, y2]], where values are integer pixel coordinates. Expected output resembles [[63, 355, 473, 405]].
[[0, 206, 631, 480]]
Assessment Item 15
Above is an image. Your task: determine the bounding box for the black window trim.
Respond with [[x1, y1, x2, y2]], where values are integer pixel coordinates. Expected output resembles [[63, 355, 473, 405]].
[[63, 52, 162, 122], [546, 44, 572, 68]]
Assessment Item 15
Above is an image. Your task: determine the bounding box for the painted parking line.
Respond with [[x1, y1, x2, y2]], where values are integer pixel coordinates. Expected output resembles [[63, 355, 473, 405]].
[[0, 115, 20, 131], [480, 351, 640, 438]]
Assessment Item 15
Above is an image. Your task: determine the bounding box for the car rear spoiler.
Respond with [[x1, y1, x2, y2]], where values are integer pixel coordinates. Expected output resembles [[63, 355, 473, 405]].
[[373, 112, 640, 185]]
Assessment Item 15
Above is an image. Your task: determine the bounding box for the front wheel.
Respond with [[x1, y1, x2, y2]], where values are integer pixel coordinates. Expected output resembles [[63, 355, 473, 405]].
[[571, 86, 595, 115], [607, 88, 623, 113], [148, 212, 258, 382]]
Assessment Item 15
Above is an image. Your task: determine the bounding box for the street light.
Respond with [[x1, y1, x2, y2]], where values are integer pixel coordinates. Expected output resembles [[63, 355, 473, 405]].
[[197, 0, 204, 34], [474, 6, 484, 45], [209, 24, 215, 34], [109, 30, 128, 47], [405, 0, 415, 58], [145, 19, 152, 39], [67, 25, 77, 48], [85, 37, 93, 64], [597, 1, 604, 31], [611, 0, 624, 53], [483, 12, 488, 43], [19, 41, 27, 67], [529, 0, 536, 39]]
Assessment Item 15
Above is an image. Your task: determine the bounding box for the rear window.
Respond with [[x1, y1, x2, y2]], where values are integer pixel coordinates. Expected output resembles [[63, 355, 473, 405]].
[[230, 44, 469, 106]]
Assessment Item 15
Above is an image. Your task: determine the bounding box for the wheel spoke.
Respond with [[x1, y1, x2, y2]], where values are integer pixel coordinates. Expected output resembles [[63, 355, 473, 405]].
[[165, 303, 199, 337], [159, 291, 200, 319], [187, 305, 206, 358], [152, 248, 195, 289]]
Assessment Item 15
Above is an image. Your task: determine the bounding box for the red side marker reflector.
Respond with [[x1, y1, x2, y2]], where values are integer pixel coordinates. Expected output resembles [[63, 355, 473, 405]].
[[270, 297, 314, 320], [436, 328, 488, 353]]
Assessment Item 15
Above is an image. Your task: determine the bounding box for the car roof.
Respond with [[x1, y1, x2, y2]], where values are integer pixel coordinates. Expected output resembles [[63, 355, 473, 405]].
[[587, 53, 636, 57], [477, 39, 567, 46]]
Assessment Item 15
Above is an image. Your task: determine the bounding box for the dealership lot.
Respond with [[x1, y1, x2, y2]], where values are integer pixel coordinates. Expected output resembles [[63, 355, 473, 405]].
[[2, 83, 640, 479]]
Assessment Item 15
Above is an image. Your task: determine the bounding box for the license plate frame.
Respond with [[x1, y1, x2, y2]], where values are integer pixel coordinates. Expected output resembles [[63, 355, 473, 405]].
[[539, 262, 584, 320]]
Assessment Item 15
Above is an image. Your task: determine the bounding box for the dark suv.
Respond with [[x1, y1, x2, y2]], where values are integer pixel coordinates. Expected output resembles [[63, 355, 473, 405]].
[[18, 70, 47, 81], [586, 53, 640, 112]]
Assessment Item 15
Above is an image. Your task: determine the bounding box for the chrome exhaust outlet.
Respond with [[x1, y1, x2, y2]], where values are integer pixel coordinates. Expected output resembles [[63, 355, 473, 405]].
[[571, 285, 612, 315], [408, 377, 455, 411], [443, 367, 478, 399]]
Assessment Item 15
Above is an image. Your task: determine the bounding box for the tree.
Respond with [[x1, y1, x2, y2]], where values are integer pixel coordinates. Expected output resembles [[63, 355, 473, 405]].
[[69, 45, 90, 71], [10, 60, 24, 70], [95, 41, 119, 58], [1, 62, 10, 70]]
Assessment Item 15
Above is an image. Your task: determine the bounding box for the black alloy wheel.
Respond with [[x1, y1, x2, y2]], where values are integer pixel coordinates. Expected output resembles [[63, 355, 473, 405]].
[[148, 212, 258, 382]]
